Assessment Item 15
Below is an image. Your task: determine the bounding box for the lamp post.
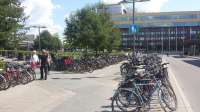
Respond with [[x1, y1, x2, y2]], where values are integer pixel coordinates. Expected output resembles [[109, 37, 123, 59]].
[[118, 0, 150, 51], [183, 26, 185, 55], [30, 25, 47, 51], [168, 27, 170, 52], [161, 28, 164, 53], [176, 26, 178, 53]]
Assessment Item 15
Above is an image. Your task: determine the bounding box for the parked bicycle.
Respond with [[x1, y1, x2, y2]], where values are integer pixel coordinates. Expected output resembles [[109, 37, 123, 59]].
[[111, 53, 177, 112], [52, 54, 127, 73], [0, 62, 36, 91]]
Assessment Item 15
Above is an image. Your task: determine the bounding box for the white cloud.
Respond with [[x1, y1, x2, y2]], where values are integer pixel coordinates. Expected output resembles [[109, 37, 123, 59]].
[[102, 0, 122, 4], [54, 4, 61, 9], [22, 0, 62, 34], [64, 13, 70, 19], [102, 0, 169, 12], [136, 0, 169, 12]]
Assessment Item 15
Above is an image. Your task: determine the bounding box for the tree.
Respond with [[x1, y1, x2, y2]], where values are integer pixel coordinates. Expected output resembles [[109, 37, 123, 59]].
[[64, 3, 121, 53], [107, 28, 121, 52], [0, 0, 27, 49], [51, 33, 62, 51], [34, 30, 62, 51]]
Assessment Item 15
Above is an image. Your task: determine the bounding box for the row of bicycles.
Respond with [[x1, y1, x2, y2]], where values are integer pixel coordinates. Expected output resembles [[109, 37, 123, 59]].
[[52, 55, 127, 73], [111, 53, 177, 112], [0, 62, 36, 91]]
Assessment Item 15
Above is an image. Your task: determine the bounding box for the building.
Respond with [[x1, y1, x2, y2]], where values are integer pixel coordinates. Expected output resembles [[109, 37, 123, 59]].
[[107, 5, 200, 53], [103, 4, 130, 15], [19, 34, 35, 50]]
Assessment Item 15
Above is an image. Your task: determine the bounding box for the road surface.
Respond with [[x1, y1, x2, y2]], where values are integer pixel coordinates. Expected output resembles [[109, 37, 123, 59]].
[[165, 55, 200, 112]]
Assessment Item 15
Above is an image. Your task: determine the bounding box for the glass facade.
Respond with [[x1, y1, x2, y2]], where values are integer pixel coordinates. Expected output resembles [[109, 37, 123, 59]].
[[112, 14, 200, 21], [112, 11, 200, 27], [111, 11, 200, 52]]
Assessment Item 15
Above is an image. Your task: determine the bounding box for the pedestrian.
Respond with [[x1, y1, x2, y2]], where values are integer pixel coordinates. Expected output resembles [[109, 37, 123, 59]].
[[30, 50, 39, 71], [64, 56, 72, 70], [39, 49, 48, 80], [47, 50, 52, 74]]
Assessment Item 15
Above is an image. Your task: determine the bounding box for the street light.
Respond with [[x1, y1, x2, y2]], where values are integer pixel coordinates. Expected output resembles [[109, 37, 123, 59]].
[[30, 25, 47, 51], [118, 0, 150, 51]]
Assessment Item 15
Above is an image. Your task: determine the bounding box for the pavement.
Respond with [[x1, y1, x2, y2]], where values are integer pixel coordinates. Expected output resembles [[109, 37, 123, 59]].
[[0, 63, 121, 112], [164, 55, 200, 112], [0, 59, 193, 112]]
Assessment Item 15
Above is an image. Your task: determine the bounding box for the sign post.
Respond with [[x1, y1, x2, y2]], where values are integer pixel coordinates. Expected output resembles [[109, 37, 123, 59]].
[[129, 24, 139, 51]]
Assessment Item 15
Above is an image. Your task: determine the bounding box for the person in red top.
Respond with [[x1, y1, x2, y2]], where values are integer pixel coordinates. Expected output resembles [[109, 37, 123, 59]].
[[64, 56, 72, 65], [64, 56, 72, 70]]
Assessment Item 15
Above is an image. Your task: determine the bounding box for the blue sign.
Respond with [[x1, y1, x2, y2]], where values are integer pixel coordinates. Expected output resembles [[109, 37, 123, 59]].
[[129, 24, 139, 33]]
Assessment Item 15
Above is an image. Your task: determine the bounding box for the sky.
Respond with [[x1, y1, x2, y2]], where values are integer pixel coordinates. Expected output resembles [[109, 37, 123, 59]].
[[22, 0, 200, 38]]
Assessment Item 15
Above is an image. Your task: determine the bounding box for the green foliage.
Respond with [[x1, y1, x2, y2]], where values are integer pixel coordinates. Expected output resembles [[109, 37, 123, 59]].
[[34, 31, 62, 51], [64, 3, 121, 53], [0, 0, 27, 49]]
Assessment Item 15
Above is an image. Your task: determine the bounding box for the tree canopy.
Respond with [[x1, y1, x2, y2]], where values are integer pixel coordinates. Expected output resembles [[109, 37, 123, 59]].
[[64, 3, 120, 53], [0, 0, 27, 49], [34, 30, 62, 51]]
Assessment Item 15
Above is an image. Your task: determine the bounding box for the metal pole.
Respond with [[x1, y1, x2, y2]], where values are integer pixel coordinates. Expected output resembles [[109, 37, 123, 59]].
[[176, 27, 178, 53], [168, 27, 170, 52], [38, 27, 41, 51], [132, 0, 135, 26], [147, 30, 149, 52], [194, 44, 196, 56], [183, 26, 185, 55], [162, 28, 164, 53], [190, 26, 191, 40], [133, 0, 135, 51]]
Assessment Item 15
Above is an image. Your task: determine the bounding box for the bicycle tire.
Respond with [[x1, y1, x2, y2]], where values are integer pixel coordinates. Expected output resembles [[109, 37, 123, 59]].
[[0, 74, 7, 90], [116, 88, 141, 112], [20, 71, 29, 84], [158, 84, 177, 112]]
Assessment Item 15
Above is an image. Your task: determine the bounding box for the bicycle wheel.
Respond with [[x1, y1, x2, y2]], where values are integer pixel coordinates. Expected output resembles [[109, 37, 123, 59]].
[[27, 68, 36, 80], [116, 88, 141, 112], [111, 91, 120, 112], [120, 63, 129, 76], [20, 72, 29, 84], [25, 70, 33, 82], [158, 84, 177, 112], [0, 74, 6, 90], [1, 74, 10, 90]]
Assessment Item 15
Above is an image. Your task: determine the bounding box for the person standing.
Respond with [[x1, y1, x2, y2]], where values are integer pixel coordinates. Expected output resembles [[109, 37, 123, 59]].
[[39, 49, 48, 80], [47, 50, 52, 74], [30, 50, 39, 71]]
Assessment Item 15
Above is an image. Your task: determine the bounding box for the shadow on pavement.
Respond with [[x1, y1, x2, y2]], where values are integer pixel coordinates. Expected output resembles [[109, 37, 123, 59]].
[[98, 105, 122, 112], [86, 76, 101, 79], [52, 77, 82, 80], [183, 59, 200, 67], [173, 55, 186, 58], [51, 76, 101, 80]]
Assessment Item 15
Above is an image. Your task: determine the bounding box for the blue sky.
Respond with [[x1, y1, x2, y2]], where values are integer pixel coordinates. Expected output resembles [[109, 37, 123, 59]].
[[51, 0, 100, 36], [22, 0, 200, 38], [161, 0, 200, 11]]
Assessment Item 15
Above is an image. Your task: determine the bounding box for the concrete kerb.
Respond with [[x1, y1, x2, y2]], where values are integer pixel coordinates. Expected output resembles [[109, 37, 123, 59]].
[[162, 57, 194, 112]]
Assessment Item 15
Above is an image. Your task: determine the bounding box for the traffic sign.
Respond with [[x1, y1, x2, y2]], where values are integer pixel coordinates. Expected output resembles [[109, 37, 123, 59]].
[[129, 24, 139, 33]]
